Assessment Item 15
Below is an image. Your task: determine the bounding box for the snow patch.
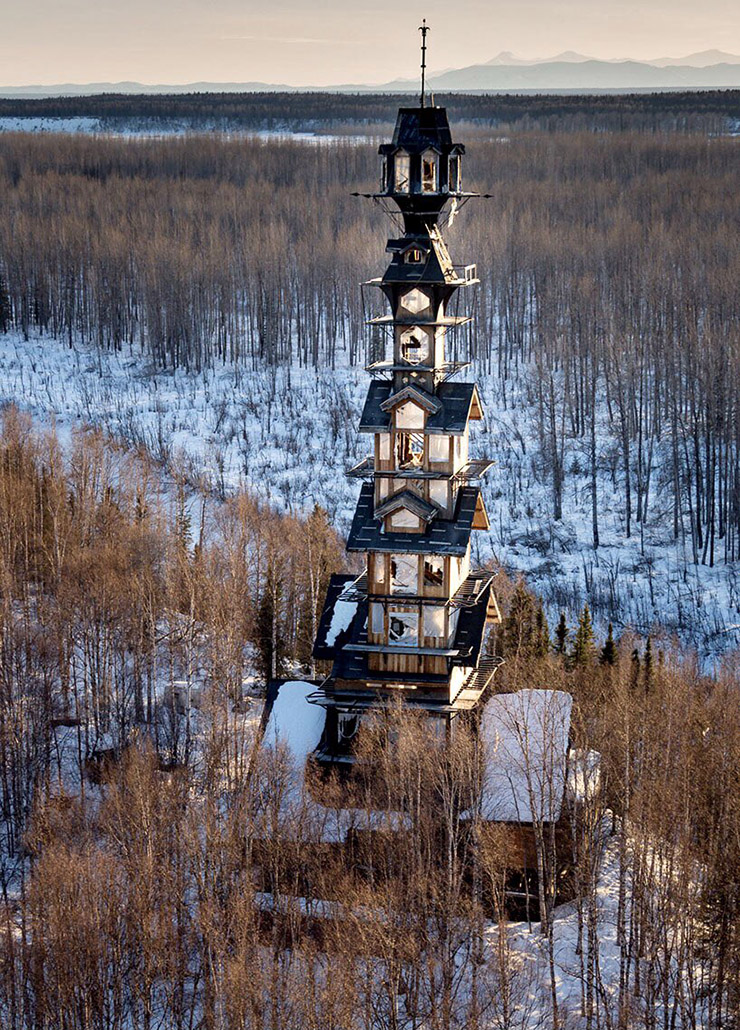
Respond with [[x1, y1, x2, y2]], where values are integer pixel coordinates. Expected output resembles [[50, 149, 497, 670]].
[[479, 689, 573, 823], [263, 680, 325, 761]]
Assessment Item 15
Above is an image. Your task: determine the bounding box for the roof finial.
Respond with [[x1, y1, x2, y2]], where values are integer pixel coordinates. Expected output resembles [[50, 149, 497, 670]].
[[419, 19, 429, 108]]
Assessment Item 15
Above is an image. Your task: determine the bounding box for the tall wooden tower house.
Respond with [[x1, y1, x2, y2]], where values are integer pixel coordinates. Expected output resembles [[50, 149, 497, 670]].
[[311, 28, 502, 761]]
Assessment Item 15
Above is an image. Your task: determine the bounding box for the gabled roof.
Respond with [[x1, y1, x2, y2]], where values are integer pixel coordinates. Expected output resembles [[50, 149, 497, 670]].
[[379, 384, 441, 416], [386, 238, 431, 257], [347, 482, 482, 555], [374, 490, 438, 524], [359, 381, 483, 435]]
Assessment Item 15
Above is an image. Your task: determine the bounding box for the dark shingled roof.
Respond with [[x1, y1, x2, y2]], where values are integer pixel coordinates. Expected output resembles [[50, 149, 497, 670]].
[[347, 482, 481, 555], [359, 381, 479, 436]]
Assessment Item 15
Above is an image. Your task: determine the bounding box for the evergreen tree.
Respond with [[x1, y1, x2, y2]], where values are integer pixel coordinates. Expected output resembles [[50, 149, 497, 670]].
[[630, 647, 641, 691], [600, 623, 617, 666], [554, 613, 569, 655], [502, 581, 535, 657], [571, 604, 595, 666], [255, 562, 286, 685]]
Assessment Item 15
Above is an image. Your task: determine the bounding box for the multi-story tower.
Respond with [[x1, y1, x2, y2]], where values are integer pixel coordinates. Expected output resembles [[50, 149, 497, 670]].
[[312, 61, 501, 762]]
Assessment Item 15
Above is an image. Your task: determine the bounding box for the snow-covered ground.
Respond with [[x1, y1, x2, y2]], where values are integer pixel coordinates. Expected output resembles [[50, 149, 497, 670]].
[[1, 328, 738, 661], [0, 117, 371, 143]]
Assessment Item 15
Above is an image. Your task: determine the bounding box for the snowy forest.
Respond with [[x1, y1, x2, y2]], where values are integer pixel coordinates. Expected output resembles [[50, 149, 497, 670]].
[[1, 127, 739, 645], [0, 97, 739, 1027]]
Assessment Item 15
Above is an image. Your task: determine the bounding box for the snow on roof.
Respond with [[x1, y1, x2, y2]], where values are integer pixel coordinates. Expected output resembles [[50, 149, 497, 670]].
[[478, 689, 573, 825], [263, 680, 325, 762], [325, 580, 358, 648], [260, 681, 412, 844]]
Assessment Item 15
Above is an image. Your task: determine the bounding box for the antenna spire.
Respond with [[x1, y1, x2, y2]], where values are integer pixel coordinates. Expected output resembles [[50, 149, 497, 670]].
[[419, 19, 429, 107]]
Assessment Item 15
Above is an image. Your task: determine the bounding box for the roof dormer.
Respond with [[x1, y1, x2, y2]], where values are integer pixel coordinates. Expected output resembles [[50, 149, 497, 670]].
[[375, 489, 438, 534]]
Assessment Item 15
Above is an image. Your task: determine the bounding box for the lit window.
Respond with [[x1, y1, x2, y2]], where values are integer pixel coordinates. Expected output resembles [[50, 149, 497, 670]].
[[404, 247, 424, 263], [380, 158, 388, 192]]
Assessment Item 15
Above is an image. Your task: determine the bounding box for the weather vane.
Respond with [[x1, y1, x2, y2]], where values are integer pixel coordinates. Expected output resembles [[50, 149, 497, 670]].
[[419, 19, 429, 108]]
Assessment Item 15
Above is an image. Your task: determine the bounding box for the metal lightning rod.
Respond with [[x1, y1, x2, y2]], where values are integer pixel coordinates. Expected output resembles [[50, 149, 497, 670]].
[[419, 19, 429, 108]]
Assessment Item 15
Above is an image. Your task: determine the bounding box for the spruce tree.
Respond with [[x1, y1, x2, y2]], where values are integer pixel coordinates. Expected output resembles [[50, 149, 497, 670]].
[[571, 604, 595, 666], [255, 562, 286, 686], [600, 623, 617, 666], [554, 613, 569, 655]]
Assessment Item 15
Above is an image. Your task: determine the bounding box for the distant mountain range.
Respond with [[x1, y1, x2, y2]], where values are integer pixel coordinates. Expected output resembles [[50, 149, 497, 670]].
[[3, 50, 740, 96]]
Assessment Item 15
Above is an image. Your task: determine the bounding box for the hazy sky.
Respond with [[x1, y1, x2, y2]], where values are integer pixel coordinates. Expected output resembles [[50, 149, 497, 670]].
[[2, 0, 739, 86]]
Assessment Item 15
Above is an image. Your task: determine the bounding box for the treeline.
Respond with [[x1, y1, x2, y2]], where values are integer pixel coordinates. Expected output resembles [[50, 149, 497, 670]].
[[1, 130, 739, 566], [0, 88, 737, 132], [0, 407, 343, 857]]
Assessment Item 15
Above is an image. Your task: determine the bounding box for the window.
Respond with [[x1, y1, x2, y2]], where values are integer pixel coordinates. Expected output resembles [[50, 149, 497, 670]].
[[395, 152, 410, 193], [454, 434, 467, 466], [423, 606, 446, 639], [380, 158, 388, 192], [378, 432, 391, 460], [449, 154, 461, 192], [388, 610, 418, 646], [370, 602, 385, 634], [371, 555, 386, 590], [428, 435, 449, 463], [395, 432, 424, 469], [391, 555, 418, 594], [395, 401, 424, 431], [399, 288, 429, 316], [399, 328, 430, 365], [338, 712, 361, 741], [423, 556, 444, 588], [404, 247, 424, 264], [390, 510, 420, 531], [429, 480, 448, 511], [422, 151, 438, 193]]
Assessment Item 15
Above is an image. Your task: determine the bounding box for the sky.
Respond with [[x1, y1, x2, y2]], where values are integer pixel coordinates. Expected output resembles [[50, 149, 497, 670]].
[[1, 0, 739, 86]]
